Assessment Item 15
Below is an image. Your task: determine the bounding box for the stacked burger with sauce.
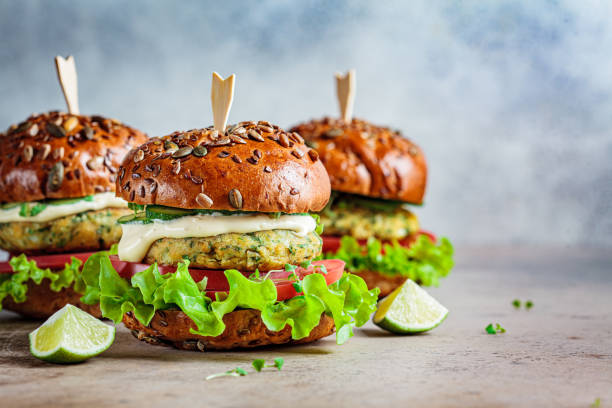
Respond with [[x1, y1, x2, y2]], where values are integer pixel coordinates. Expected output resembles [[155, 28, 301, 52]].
[[0, 111, 146, 317], [291, 71, 453, 297]]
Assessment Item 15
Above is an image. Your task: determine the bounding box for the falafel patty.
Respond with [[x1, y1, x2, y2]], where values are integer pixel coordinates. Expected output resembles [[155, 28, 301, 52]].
[[0, 208, 130, 254], [321, 206, 419, 240], [144, 230, 322, 271]]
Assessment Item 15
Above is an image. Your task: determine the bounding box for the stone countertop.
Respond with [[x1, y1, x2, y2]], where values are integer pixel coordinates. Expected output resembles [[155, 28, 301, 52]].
[[1, 247, 610, 408]]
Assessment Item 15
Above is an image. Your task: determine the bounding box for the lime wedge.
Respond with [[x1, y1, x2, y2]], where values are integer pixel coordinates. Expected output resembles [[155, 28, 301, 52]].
[[373, 279, 448, 334], [29, 304, 115, 364]]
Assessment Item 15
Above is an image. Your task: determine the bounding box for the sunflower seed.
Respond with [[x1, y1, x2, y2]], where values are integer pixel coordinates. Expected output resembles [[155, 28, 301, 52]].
[[228, 188, 243, 209], [82, 126, 95, 140], [63, 116, 79, 132], [218, 151, 230, 158], [231, 155, 242, 164], [278, 133, 290, 148], [172, 146, 193, 158], [292, 149, 304, 159], [22, 146, 33, 162], [40, 144, 51, 160], [52, 147, 65, 160], [47, 162, 64, 191], [253, 149, 262, 159], [259, 125, 274, 133], [119, 167, 126, 181], [196, 192, 213, 208], [324, 128, 343, 138], [172, 161, 181, 175], [134, 150, 145, 163], [191, 175, 203, 184], [152, 164, 161, 177], [211, 137, 230, 147], [132, 173, 141, 179], [229, 135, 246, 144], [210, 129, 219, 139], [247, 129, 264, 142], [150, 181, 158, 194], [263, 165, 272, 173], [290, 188, 299, 195], [159, 320, 168, 327], [233, 127, 246, 135], [87, 156, 104, 170], [308, 149, 319, 162], [193, 145, 208, 157], [129, 190, 136, 201], [139, 185, 146, 198], [53, 117, 63, 126], [28, 123, 39, 137], [46, 122, 66, 138], [246, 157, 258, 165]]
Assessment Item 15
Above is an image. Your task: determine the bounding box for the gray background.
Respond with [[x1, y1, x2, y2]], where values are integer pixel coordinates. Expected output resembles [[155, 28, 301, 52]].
[[1, 0, 610, 247]]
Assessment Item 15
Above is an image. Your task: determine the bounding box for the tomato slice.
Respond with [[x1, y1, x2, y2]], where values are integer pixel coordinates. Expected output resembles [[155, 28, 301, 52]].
[[322, 230, 437, 253], [109, 256, 345, 301], [0, 252, 345, 302]]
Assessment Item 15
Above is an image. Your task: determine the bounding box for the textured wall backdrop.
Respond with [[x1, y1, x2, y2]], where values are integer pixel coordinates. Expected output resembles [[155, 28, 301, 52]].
[[0, 0, 611, 246]]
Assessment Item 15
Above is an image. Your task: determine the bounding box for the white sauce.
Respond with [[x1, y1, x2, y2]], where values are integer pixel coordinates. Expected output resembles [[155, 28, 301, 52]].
[[0, 193, 127, 223], [118, 213, 316, 262]]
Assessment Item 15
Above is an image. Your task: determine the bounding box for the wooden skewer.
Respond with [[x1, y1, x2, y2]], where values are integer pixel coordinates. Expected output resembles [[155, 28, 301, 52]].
[[54, 56, 80, 115], [211, 72, 235, 132], [335, 69, 355, 123]]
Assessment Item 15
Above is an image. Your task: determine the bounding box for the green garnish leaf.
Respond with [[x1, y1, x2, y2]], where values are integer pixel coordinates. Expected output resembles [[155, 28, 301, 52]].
[[300, 260, 312, 269], [284, 264, 297, 272], [273, 357, 284, 371], [486, 323, 506, 334], [512, 299, 521, 309], [525, 300, 533, 310], [252, 359, 265, 372], [591, 397, 601, 408], [235, 367, 248, 376], [326, 235, 453, 286]]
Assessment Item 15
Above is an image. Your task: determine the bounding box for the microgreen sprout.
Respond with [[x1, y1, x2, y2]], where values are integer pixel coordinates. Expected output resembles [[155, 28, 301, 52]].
[[512, 299, 521, 309], [485, 323, 506, 334], [252, 358, 284, 372], [205, 367, 248, 380], [591, 398, 601, 408], [300, 260, 312, 269], [525, 300, 533, 310], [284, 264, 297, 272], [512, 299, 534, 310]]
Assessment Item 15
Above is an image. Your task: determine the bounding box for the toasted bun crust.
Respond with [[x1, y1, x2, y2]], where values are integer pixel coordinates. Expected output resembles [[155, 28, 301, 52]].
[[116, 121, 330, 213], [290, 118, 427, 204], [1, 280, 101, 319], [0, 111, 147, 203], [353, 270, 407, 298], [123, 308, 335, 350]]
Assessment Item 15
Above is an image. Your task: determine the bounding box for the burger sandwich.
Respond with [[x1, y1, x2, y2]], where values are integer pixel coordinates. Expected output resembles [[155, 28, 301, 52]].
[[78, 73, 378, 351], [290, 70, 454, 297], [0, 56, 147, 318]]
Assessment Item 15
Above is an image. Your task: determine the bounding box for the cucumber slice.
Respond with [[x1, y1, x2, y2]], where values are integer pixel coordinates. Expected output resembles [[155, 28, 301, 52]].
[[117, 212, 149, 224], [145, 205, 197, 220]]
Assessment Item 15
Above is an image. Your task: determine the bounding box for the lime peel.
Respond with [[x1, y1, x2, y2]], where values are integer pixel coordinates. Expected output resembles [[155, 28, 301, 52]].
[[373, 279, 448, 334], [29, 304, 115, 364]]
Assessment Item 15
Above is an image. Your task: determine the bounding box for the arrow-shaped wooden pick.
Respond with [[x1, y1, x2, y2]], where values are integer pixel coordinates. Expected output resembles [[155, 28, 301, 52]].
[[335, 69, 355, 123], [211, 72, 235, 132], [54, 55, 80, 115]]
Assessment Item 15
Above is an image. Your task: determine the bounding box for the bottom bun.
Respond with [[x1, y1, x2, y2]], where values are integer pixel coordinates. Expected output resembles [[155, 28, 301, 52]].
[[354, 270, 407, 298], [1, 280, 101, 319], [123, 309, 335, 351]]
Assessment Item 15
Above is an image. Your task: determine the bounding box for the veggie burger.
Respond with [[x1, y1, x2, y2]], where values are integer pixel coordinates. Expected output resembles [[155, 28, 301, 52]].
[[79, 73, 379, 351], [0, 111, 147, 317], [290, 72, 454, 297]]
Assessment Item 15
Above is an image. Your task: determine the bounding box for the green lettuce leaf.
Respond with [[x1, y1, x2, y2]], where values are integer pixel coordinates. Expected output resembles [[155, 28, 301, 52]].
[[0, 254, 82, 311], [328, 235, 454, 286], [83, 253, 378, 344]]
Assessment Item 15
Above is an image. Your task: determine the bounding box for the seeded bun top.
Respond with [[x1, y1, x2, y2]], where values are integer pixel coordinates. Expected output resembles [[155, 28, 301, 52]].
[[117, 121, 331, 213], [290, 117, 427, 204], [0, 111, 147, 204]]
